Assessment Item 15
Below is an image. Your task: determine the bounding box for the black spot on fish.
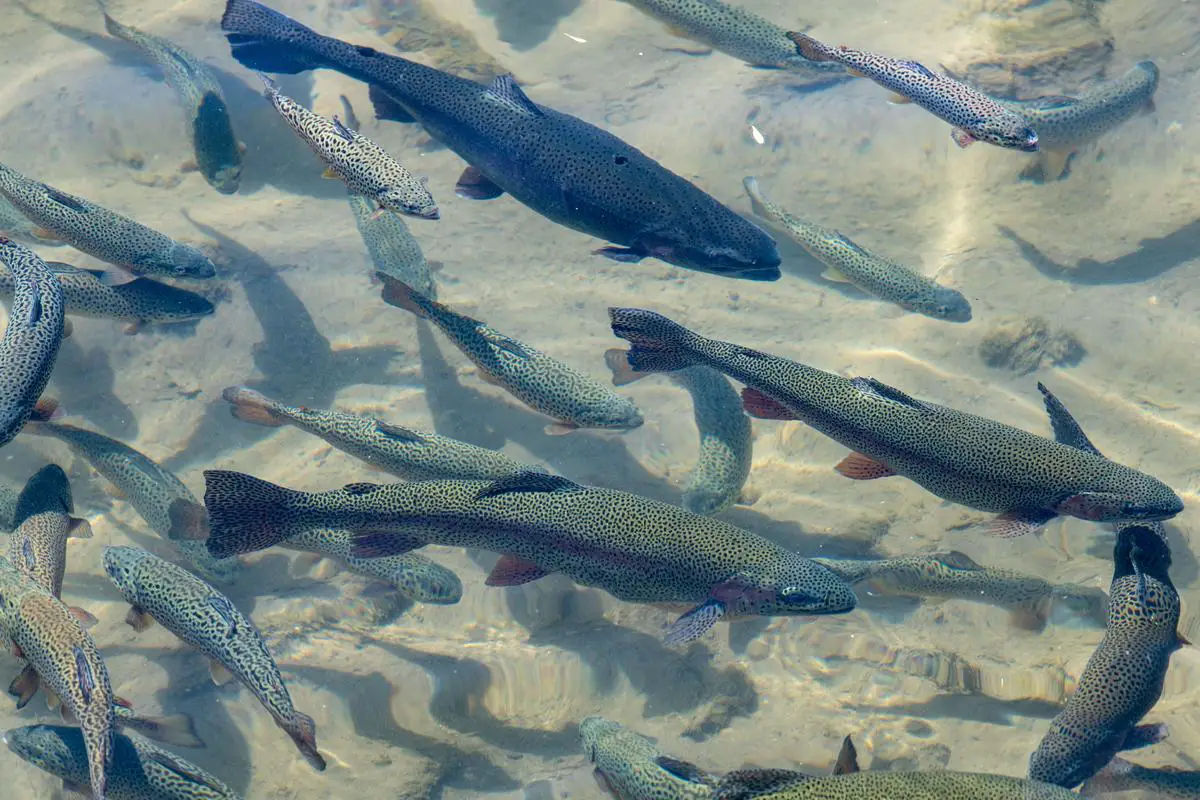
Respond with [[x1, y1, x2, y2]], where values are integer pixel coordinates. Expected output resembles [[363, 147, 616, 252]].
[[74, 647, 95, 705], [206, 596, 239, 638], [613, 155, 628, 166], [354, 45, 378, 58], [43, 186, 87, 213]]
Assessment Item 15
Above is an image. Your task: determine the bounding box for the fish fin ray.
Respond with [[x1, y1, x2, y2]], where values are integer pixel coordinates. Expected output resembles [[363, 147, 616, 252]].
[[663, 599, 724, 647], [485, 74, 543, 117], [833, 452, 896, 480], [603, 347, 649, 386], [741, 388, 797, 420], [454, 166, 505, 200], [8, 664, 39, 709], [367, 83, 417, 122], [208, 658, 235, 686], [485, 554, 549, 586], [126, 605, 155, 632], [832, 735, 860, 775], [983, 511, 1055, 538]]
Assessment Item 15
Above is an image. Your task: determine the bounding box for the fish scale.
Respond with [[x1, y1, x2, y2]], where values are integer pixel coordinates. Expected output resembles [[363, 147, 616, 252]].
[[580, 716, 715, 799], [716, 770, 1079, 799]]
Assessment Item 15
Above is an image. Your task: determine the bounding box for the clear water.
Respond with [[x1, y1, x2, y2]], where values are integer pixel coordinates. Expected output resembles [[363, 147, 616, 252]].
[[0, 0, 1194, 798]]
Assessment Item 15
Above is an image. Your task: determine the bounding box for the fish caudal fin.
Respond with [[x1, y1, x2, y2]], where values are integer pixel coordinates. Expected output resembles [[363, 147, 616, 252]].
[[786, 31, 835, 62], [377, 273, 434, 319], [167, 499, 211, 542], [118, 711, 206, 749], [288, 711, 327, 771], [607, 307, 699, 374], [202, 470, 306, 557], [223, 385, 285, 427], [221, 0, 327, 74], [602, 348, 650, 386]]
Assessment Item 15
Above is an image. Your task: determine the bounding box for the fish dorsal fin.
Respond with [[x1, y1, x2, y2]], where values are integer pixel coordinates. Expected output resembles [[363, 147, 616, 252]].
[[935, 550, 982, 570], [1025, 95, 1079, 110], [145, 748, 228, 794], [897, 60, 936, 79], [475, 471, 581, 500], [832, 735, 860, 775], [374, 421, 425, 443], [43, 262, 96, 278], [42, 186, 87, 213], [167, 49, 199, 79], [1036, 382, 1102, 455], [331, 115, 356, 143], [656, 756, 717, 785], [715, 768, 813, 800], [343, 482, 383, 495], [850, 377, 930, 412], [485, 75, 544, 118], [829, 232, 871, 258]]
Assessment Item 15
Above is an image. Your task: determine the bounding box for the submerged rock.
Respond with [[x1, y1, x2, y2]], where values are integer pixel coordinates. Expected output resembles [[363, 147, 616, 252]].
[[979, 315, 1086, 375]]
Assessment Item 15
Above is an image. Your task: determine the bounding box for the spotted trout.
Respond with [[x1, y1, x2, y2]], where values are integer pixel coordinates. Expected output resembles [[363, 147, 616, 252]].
[[0, 166, 215, 279], [97, 1, 243, 194], [219, 0, 781, 280], [606, 308, 1182, 536], [580, 715, 716, 799], [379, 275, 643, 434], [8, 464, 93, 603], [1080, 757, 1200, 798], [786, 33, 1039, 152], [101, 546, 325, 771], [222, 385, 539, 480], [199, 470, 856, 645], [0, 238, 65, 449], [742, 177, 971, 322]]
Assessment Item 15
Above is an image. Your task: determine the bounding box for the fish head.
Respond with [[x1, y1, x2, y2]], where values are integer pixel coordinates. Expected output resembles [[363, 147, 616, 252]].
[[4, 724, 79, 775], [975, 114, 1040, 152], [378, 187, 440, 221], [211, 164, 243, 195], [633, 222, 782, 281], [157, 244, 217, 279], [593, 400, 645, 432], [101, 546, 146, 596], [905, 287, 972, 323], [579, 716, 624, 762], [719, 559, 857, 618], [1056, 485, 1183, 524]]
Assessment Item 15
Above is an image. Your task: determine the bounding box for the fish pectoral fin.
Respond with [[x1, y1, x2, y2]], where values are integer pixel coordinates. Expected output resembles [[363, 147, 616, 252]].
[[983, 510, 1056, 538], [663, 599, 725, 647], [846, 67, 866, 78], [30, 226, 64, 243], [126, 604, 156, 632], [736, 485, 761, 506], [485, 554, 550, 586], [886, 91, 912, 105], [321, 166, 341, 180], [593, 246, 647, 264], [603, 347, 648, 387], [68, 606, 99, 629], [1122, 723, 1169, 750], [833, 734, 860, 775], [833, 452, 896, 480], [484, 74, 544, 118], [544, 421, 580, 435], [208, 658, 236, 686], [179, 158, 199, 173], [367, 84, 418, 123], [167, 498, 210, 541], [454, 166, 505, 200], [950, 128, 978, 149], [820, 266, 852, 283], [60, 317, 73, 339], [67, 517, 93, 539], [741, 388, 798, 420], [8, 664, 39, 710]]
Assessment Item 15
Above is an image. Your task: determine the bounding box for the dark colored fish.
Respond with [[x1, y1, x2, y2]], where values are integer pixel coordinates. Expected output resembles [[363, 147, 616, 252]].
[[8, 464, 93, 602], [606, 308, 1182, 536], [580, 715, 716, 799], [219, 0, 781, 280]]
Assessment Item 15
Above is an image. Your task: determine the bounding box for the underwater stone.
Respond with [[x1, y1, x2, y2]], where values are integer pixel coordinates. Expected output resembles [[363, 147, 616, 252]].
[[978, 315, 1086, 375]]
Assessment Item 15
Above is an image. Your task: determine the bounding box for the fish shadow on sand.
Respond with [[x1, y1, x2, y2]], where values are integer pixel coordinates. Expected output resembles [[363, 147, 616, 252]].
[[999, 221, 1200, 284], [843, 693, 1063, 727], [49, 338, 138, 441], [473, 0, 580, 52]]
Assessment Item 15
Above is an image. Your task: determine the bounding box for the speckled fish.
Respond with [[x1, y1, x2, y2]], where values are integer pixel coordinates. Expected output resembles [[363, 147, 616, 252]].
[[379, 276, 643, 434], [580, 715, 716, 799], [1027, 524, 1181, 788], [1080, 757, 1200, 798], [607, 308, 1182, 536], [101, 546, 325, 771], [786, 32, 1039, 152], [282, 529, 462, 605], [606, 354, 752, 515], [0, 476, 22, 531], [6, 724, 240, 800], [0, 238, 65, 449], [199, 470, 856, 645], [0, 195, 66, 248], [616, 0, 845, 75], [1002, 62, 1159, 181], [258, 75, 438, 219], [222, 385, 540, 479], [22, 421, 239, 585], [0, 166, 215, 279], [0, 262, 214, 334], [8, 464, 93, 602], [814, 551, 1107, 631], [220, 0, 781, 280], [97, 1, 243, 195], [742, 177, 971, 323]]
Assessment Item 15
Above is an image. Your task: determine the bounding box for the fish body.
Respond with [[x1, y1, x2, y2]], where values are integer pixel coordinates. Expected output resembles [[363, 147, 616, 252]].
[[0, 262, 213, 332], [0, 238, 65, 448], [99, 4, 243, 194], [347, 195, 436, 297], [0, 165, 215, 279], [101, 546, 325, 771], [670, 366, 752, 515], [219, 0, 781, 280], [8, 464, 88, 599], [0, 557, 114, 800], [786, 33, 1039, 152], [221, 385, 539, 480], [6, 723, 240, 800], [580, 715, 715, 799], [259, 76, 438, 219], [1079, 757, 1200, 798], [0, 195, 66, 247], [380, 276, 643, 434], [742, 178, 971, 322], [714, 770, 1078, 799], [0, 477, 22, 531], [200, 470, 856, 645], [607, 308, 1183, 535], [24, 422, 239, 584], [282, 529, 462, 604]]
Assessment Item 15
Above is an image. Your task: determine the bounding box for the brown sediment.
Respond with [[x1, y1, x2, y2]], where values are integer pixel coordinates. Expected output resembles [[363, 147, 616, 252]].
[[366, 0, 511, 82]]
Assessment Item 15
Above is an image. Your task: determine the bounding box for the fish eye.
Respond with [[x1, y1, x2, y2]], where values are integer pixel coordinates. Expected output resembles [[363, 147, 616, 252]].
[[779, 586, 818, 605]]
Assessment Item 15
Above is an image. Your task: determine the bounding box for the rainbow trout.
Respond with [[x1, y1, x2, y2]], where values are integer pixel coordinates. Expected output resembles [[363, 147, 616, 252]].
[[198, 470, 857, 645], [0, 166, 215, 279], [1080, 757, 1200, 798], [6, 724, 239, 800], [97, 1, 243, 194], [0, 238, 65, 448], [8, 464, 93, 603], [101, 547, 325, 771], [1003, 62, 1159, 181], [786, 33, 1039, 152], [0, 476, 21, 530], [580, 716, 716, 799], [379, 275, 643, 434], [742, 177, 971, 322], [607, 308, 1182, 536], [219, 0, 781, 280], [222, 385, 539, 480], [23, 421, 239, 585], [0, 262, 213, 334]]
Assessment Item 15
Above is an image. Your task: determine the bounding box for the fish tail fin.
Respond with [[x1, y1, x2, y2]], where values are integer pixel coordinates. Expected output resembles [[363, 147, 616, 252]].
[[167, 498, 211, 542], [607, 308, 699, 374], [603, 348, 651, 386], [223, 385, 286, 427], [742, 176, 773, 220], [376, 272, 433, 319], [287, 711, 327, 771], [202, 470, 306, 557], [221, 0, 330, 75], [786, 31, 835, 62], [118, 711, 205, 749]]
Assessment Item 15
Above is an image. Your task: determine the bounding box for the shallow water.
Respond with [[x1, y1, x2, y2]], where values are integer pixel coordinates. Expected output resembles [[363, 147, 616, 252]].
[[0, 0, 1198, 797]]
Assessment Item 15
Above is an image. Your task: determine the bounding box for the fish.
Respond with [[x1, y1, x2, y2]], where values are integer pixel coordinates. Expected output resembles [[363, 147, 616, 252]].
[[0, 237, 66, 449], [219, 0, 781, 280], [0, 476, 22, 531], [22, 421, 239, 585], [221, 385, 541, 480], [1027, 524, 1181, 788], [742, 177, 971, 323], [1002, 62, 1159, 181], [97, 1, 244, 194], [378, 276, 643, 434], [0, 165, 215, 279], [258, 75, 438, 219], [101, 546, 325, 771], [785, 32, 1039, 152], [0, 195, 67, 248], [814, 551, 1107, 631], [0, 261, 214, 334], [714, 763, 1077, 799], [6, 723, 240, 800], [579, 715, 717, 799], [1079, 756, 1200, 798], [282, 529, 463, 605], [198, 470, 857, 645], [616, 0, 846, 75], [606, 307, 1183, 536], [8, 464, 93, 606], [606, 353, 752, 515]]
